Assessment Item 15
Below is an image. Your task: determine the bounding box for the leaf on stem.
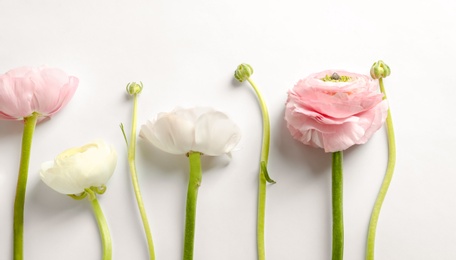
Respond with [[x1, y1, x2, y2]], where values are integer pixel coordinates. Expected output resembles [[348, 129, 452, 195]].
[[261, 161, 276, 184]]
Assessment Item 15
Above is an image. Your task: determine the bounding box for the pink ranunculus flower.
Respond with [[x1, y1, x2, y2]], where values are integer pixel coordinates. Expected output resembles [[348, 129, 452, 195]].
[[285, 70, 388, 152], [0, 66, 78, 121]]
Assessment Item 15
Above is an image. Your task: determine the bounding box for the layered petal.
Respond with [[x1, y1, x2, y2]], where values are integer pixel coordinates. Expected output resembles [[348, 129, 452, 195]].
[[140, 107, 241, 156], [194, 111, 241, 156], [0, 66, 78, 121], [40, 140, 117, 194], [285, 70, 388, 152], [140, 114, 195, 155]]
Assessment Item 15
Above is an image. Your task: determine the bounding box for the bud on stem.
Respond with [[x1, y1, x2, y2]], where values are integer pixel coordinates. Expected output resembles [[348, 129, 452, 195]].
[[370, 60, 391, 79], [234, 63, 254, 82]]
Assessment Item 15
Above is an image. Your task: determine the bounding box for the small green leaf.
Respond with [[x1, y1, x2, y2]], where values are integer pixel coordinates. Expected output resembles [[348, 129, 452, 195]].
[[261, 161, 276, 184], [119, 123, 129, 147]]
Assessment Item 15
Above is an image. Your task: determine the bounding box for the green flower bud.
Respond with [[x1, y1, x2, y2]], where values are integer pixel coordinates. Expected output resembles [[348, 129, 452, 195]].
[[234, 63, 254, 82], [126, 81, 143, 95], [370, 60, 391, 79]]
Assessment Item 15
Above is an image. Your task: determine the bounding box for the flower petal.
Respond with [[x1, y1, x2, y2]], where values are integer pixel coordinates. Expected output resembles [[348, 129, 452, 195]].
[[140, 107, 241, 156], [140, 114, 195, 155], [194, 111, 241, 156], [40, 140, 117, 194], [285, 70, 388, 152], [0, 66, 78, 121], [40, 160, 86, 194]]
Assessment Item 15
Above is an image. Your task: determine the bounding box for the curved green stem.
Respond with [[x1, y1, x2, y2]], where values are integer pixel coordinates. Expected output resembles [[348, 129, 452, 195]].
[[87, 190, 112, 260], [13, 113, 39, 260], [246, 78, 275, 260], [366, 78, 396, 260], [126, 93, 156, 260], [183, 152, 202, 260], [332, 151, 344, 260], [246, 79, 270, 167]]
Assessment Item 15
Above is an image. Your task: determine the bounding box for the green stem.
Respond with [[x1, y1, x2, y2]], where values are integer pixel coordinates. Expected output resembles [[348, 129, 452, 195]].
[[13, 113, 39, 260], [332, 151, 344, 260], [127, 93, 156, 260], [246, 78, 270, 166], [247, 78, 274, 260], [88, 191, 112, 260], [366, 78, 396, 260], [183, 152, 202, 260]]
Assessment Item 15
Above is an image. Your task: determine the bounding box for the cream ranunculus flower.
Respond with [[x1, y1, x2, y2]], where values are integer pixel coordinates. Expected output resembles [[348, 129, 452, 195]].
[[139, 107, 241, 156], [40, 140, 117, 195]]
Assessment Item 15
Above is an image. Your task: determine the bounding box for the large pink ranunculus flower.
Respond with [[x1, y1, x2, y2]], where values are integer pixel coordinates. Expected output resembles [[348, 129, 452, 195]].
[[285, 70, 388, 152], [0, 66, 78, 121]]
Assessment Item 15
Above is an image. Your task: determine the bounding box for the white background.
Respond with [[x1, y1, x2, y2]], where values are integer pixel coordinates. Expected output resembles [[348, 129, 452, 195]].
[[1, 0, 455, 259]]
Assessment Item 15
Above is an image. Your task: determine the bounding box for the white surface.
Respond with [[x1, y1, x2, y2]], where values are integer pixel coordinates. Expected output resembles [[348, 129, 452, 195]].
[[1, 0, 456, 259]]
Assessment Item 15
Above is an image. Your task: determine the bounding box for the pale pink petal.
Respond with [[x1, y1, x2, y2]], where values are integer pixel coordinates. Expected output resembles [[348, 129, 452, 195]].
[[321, 122, 367, 152], [194, 111, 241, 156], [0, 73, 35, 119], [29, 68, 77, 116], [0, 66, 78, 121], [285, 70, 388, 152], [355, 100, 388, 144], [172, 106, 215, 123], [140, 115, 194, 155], [140, 107, 240, 156]]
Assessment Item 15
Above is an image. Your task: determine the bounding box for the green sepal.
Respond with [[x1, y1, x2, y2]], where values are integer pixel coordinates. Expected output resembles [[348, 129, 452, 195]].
[[126, 81, 143, 95], [68, 186, 106, 201], [234, 63, 254, 82], [92, 185, 107, 195], [68, 192, 88, 200]]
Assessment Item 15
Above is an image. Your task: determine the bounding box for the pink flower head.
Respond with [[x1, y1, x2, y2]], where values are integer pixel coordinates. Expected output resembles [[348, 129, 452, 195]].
[[285, 70, 388, 152], [0, 66, 78, 121]]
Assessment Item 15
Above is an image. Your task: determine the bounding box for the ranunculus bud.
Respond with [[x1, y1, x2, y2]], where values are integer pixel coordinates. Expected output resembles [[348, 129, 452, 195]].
[[234, 63, 254, 82], [370, 60, 391, 79], [126, 81, 143, 95]]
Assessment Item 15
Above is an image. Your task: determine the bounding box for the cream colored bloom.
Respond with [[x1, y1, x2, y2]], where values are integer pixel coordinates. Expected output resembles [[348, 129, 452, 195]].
[[40, 140, 117, 195], [139, 107, 241, 156]]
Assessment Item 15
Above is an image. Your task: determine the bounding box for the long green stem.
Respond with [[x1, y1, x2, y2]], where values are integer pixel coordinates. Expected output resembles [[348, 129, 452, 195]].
[[332, 151, 344, 260], [247, 77, 274, 260], [366, 78, 396, 260], [89, 192, 112, 260], [183, 152, 202, 260], [13, 113, 39, 260], [246, 80, 270, 168], [127, 93, 156, 259]]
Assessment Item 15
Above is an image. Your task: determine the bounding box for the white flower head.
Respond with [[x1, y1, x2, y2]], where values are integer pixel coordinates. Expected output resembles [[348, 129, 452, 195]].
[[40, 140, 117, 195], [139, 107, 241, 156]]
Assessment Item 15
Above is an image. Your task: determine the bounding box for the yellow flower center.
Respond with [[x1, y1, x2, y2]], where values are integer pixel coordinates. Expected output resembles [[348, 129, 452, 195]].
[[321, 73, 352, 82]]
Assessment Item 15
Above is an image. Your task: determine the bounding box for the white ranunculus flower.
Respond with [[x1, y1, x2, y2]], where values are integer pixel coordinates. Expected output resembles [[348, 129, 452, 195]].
[[139, 107, 241, 156], [40, 140, 117, 195]]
